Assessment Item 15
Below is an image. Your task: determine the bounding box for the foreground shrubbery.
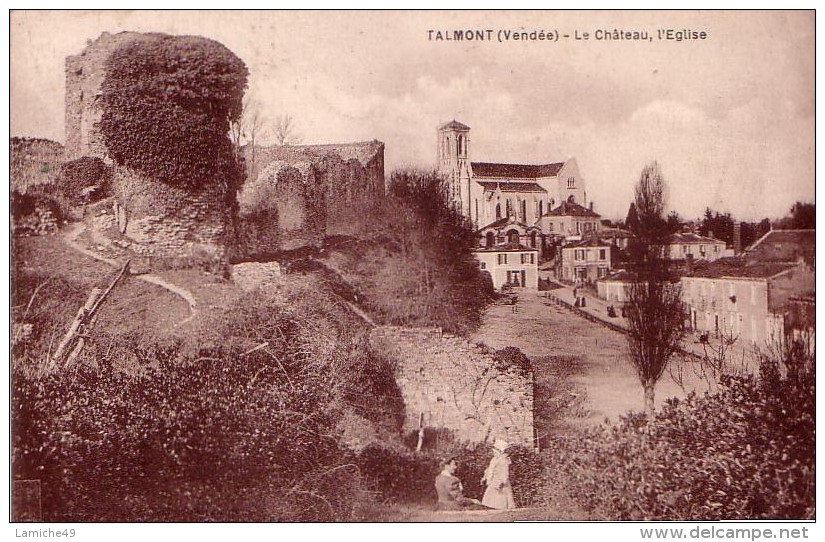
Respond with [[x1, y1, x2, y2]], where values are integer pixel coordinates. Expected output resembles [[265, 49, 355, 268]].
[[550, 344, 814, 520], [12, 285, 398, 521]]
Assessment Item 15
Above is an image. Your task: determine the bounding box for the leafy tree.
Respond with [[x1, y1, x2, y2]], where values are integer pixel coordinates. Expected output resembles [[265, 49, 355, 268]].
[[665, 211, 683, 234], [98, 34, 248, 191], [789, 201, 815, 229], [699, 208, 734, 245], [624, 162, 685, 417]]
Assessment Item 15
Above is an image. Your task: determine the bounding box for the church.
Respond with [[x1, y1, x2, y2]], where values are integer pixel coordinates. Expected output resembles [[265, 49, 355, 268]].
[[437, 120, 599, 290], [437, 120, 589, 230]]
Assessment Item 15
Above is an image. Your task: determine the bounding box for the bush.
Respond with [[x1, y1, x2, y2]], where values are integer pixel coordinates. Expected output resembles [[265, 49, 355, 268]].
[[56, 156, 112, 205], [11, 191, 65, 236], [493, 346, 532, 379], [550, 347, 814, 520], [321, 168, 494, 335], [355, 444, 440, 505]]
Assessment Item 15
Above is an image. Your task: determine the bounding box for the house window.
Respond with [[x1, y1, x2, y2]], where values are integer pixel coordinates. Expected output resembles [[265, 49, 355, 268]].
[[520, 253, 535, 264], [479, 261, 486, 270], [539, 200, 544, 216], [575, 249, 585, 261], [598, 267, 607, 278], [714, 245, 719, 253], [498, 254, 508, 265], [683, 245, 689, 254], [700, 245, 706, 257], [599, 249, 606, 260], [548, 223, 554, 232]]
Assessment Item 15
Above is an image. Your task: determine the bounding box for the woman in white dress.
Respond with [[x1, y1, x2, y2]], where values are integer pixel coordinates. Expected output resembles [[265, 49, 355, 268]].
[[481, 439, 516, 509]]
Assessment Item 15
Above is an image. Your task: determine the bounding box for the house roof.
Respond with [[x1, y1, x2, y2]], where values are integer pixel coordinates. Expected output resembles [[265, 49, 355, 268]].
[[600, 270, 638, 282], [742, 229, 815, 265], [685, 258, 799, 280], [596, 227, 634, 238], [477, 181, 547, 193], [669, 232, 726, 245], [477, 217, 540, 232], [564, 239, 612, 249], [545, 201, 601, 218], [473, 242, 538, 253], [472, 161, 565, 179], [745, 229, 815, 252], [439, 120, 470, 131]]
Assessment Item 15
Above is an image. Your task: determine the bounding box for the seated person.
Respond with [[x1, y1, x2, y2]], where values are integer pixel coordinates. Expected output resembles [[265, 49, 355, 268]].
[[434, 457, 486, 511]]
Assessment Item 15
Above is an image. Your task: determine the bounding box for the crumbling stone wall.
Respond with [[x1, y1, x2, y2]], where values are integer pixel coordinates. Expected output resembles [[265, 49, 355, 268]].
[[369, 326, 534, 447], [240, 141, 385, 244], [65, 32, 143, 161], [110, 167, 231, 269]]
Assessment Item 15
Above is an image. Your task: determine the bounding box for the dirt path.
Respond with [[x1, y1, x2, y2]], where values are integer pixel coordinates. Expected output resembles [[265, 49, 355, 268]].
[[63, 222, 198, 328]]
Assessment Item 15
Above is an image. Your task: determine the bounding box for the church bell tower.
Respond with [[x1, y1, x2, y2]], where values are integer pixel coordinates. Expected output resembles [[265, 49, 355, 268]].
[[437, 120, 471, 217]]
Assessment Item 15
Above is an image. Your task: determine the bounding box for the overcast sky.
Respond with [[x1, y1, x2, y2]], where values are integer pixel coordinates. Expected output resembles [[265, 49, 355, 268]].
[[10, 10, 814, 220]]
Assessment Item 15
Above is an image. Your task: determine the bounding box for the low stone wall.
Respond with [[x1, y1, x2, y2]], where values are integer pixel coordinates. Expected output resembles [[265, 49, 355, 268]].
[[231, 261, 283, 292], [369, 326, 534, 447]]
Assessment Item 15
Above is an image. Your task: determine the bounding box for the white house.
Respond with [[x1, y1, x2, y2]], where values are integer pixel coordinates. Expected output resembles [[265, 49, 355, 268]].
[[473, 243, 539, 290]]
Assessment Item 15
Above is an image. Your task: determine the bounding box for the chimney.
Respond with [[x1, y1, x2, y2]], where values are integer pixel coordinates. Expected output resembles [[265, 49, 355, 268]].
[[589, 201, 594, 211], [733, 222, 742, 254]]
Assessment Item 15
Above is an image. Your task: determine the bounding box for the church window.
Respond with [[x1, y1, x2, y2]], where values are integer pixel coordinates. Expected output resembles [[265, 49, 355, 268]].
[[530, 231, 537, 248], [458, 135, 465, 156], [520, 200, 527, 221], [486, 231, 495, 247], [568, 177, 575, 188], [495, 204, 502, 220], [539, 201, 544, 216], [507, 229, 520, 244], [506, 200, 513, 217], [567, 195, 576, 203]]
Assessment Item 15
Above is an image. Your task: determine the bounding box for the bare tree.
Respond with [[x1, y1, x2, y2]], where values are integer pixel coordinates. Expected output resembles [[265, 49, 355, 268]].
[[624, 162, 685, 418], [273, 114, 302, 146], [230, 97, 269, 178]]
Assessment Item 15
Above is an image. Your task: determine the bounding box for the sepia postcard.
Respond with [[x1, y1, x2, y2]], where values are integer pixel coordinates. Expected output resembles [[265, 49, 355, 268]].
[[8, 9, 815, 537]]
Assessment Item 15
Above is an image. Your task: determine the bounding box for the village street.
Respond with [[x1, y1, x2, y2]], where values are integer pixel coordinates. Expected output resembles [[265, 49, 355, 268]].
[[471, 289, 717, 428]]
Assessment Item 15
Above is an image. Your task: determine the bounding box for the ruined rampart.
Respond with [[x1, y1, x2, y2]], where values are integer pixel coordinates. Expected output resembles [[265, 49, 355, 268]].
[[368, 326, 534, 447]]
